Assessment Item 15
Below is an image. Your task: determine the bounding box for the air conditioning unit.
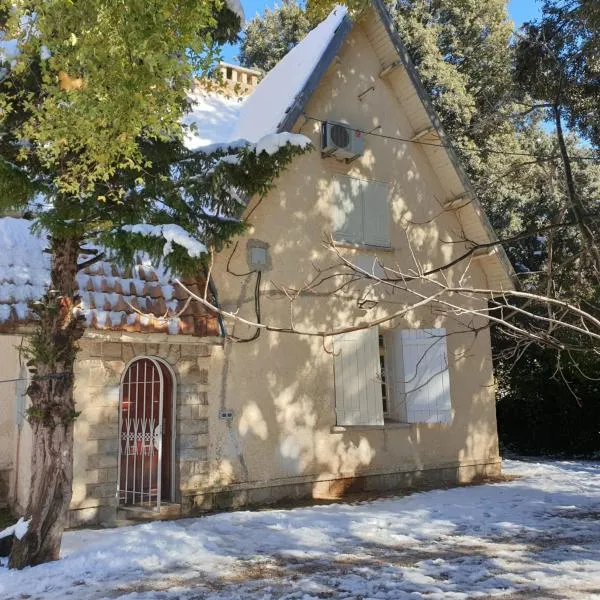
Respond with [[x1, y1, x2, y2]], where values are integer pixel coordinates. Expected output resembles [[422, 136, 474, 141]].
[[321, 121, 365, 163]]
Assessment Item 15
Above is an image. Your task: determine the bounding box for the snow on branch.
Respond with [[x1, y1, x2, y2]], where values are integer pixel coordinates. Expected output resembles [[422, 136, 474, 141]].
[[122, 224, 207, 259], [254, 133, 311, 155]]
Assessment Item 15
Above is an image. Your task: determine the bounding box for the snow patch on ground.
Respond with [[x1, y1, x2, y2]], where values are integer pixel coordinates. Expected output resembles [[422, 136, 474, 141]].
[[0, 518, 29, 541], [1, 460, 599, 599]]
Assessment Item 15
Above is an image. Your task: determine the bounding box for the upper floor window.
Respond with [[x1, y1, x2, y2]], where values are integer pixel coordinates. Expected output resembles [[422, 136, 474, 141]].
[[331, 175, 390, 248]]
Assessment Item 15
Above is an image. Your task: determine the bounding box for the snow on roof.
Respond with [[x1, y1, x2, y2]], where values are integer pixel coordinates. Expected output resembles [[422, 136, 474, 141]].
[[231, 6, 348, 143], [0, 218, 218, 336], [183, 88, 311, 154], [183, 91, 245, 150], [0, 218, 49, 323], [150, 6, 350, 151]]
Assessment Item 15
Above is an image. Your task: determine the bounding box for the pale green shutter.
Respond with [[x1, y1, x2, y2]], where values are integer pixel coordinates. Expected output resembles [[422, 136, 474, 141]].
[[333, 327, 384, 426], [363, 180, 390, 247], [332, 175, 364, 244]]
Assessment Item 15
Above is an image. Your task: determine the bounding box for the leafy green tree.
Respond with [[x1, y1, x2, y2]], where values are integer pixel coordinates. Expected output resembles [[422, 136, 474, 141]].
[[306, 0, 366, 22], [514, 0, 600, 273], [0, 0, 309, 568], [239, 0, 312, 71], [493, 0, 600, 455]]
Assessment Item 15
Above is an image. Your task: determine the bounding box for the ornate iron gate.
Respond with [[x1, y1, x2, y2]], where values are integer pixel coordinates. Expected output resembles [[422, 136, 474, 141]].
[[117, 358, 174, 512]]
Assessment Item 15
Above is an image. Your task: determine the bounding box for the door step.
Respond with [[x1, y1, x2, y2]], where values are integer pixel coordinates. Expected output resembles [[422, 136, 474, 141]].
[[116, 502, 182, 523]]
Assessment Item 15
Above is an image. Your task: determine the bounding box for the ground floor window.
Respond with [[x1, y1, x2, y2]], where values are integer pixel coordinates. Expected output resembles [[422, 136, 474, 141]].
[[333, 327, 452, 426]]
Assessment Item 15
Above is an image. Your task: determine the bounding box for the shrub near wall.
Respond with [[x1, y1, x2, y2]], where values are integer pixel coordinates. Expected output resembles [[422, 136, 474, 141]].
[[495, 344, 600, 457]]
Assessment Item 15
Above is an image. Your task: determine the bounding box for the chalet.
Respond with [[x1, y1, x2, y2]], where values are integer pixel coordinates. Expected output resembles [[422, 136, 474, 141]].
[[0, 0, 515, 526]]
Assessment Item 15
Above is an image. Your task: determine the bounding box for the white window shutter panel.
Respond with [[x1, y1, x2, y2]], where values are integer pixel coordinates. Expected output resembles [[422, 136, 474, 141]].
[[400, 328, 452, 424], [363, 181, 390, 247], [332, 176, 364, 244], [333, 327, 384, 426], [388, 329, 407, 421], [360, 326, 385, 425]]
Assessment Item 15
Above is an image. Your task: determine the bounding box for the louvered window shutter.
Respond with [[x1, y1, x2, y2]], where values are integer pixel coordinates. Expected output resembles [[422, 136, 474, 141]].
[[332, 176, 364, 244], [333, 327, 384, 426], [363, 180, 390, 247], [395, 328, 452, 424]]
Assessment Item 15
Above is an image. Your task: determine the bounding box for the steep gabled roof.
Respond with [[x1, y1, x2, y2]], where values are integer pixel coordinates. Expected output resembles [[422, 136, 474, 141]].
[[226, 1, 516, 289], [367, 0, 516, 289], [231, 7, 351, 143], [184, 7, 351, 149]]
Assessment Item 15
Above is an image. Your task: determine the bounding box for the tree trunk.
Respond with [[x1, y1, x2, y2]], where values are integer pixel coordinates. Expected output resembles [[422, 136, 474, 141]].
[[553, 105, 600, 278], [9, 234, 85, 569]]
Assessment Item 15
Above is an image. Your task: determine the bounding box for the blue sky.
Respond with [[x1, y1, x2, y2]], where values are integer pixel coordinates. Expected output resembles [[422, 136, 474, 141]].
[[222, 0, 543, 63]]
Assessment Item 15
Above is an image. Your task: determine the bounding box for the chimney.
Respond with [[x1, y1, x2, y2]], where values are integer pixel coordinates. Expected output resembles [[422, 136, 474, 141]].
[[217, 62, 262, 96]]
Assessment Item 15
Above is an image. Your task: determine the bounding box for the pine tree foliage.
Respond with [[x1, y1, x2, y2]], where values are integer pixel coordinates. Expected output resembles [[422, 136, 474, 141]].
[[239, 0, 312, 72], [99, 139, 309, 276], [389, 0, 514, 143], [515, 0, 600, 147]]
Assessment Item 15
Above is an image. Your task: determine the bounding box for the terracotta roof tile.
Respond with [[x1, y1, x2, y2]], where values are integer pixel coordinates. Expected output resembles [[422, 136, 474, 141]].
[[0, 218, 219, 337]]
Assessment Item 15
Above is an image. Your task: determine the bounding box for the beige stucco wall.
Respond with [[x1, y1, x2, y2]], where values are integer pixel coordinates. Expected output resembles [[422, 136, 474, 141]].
[[0, 334, 32, 510], [203, 23, 501, 499]]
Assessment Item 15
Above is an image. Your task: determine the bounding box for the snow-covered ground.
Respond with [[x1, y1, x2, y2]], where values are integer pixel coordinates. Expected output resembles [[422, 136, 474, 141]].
[[1, 459, 600, 599]]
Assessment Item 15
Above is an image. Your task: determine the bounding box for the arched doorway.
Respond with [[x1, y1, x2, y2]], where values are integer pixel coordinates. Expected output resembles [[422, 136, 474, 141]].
[[117, 357, 175, 511]]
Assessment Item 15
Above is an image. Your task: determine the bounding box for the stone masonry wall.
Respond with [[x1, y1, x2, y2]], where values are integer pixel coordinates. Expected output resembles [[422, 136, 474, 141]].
[[69, 337, 216, 526]]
